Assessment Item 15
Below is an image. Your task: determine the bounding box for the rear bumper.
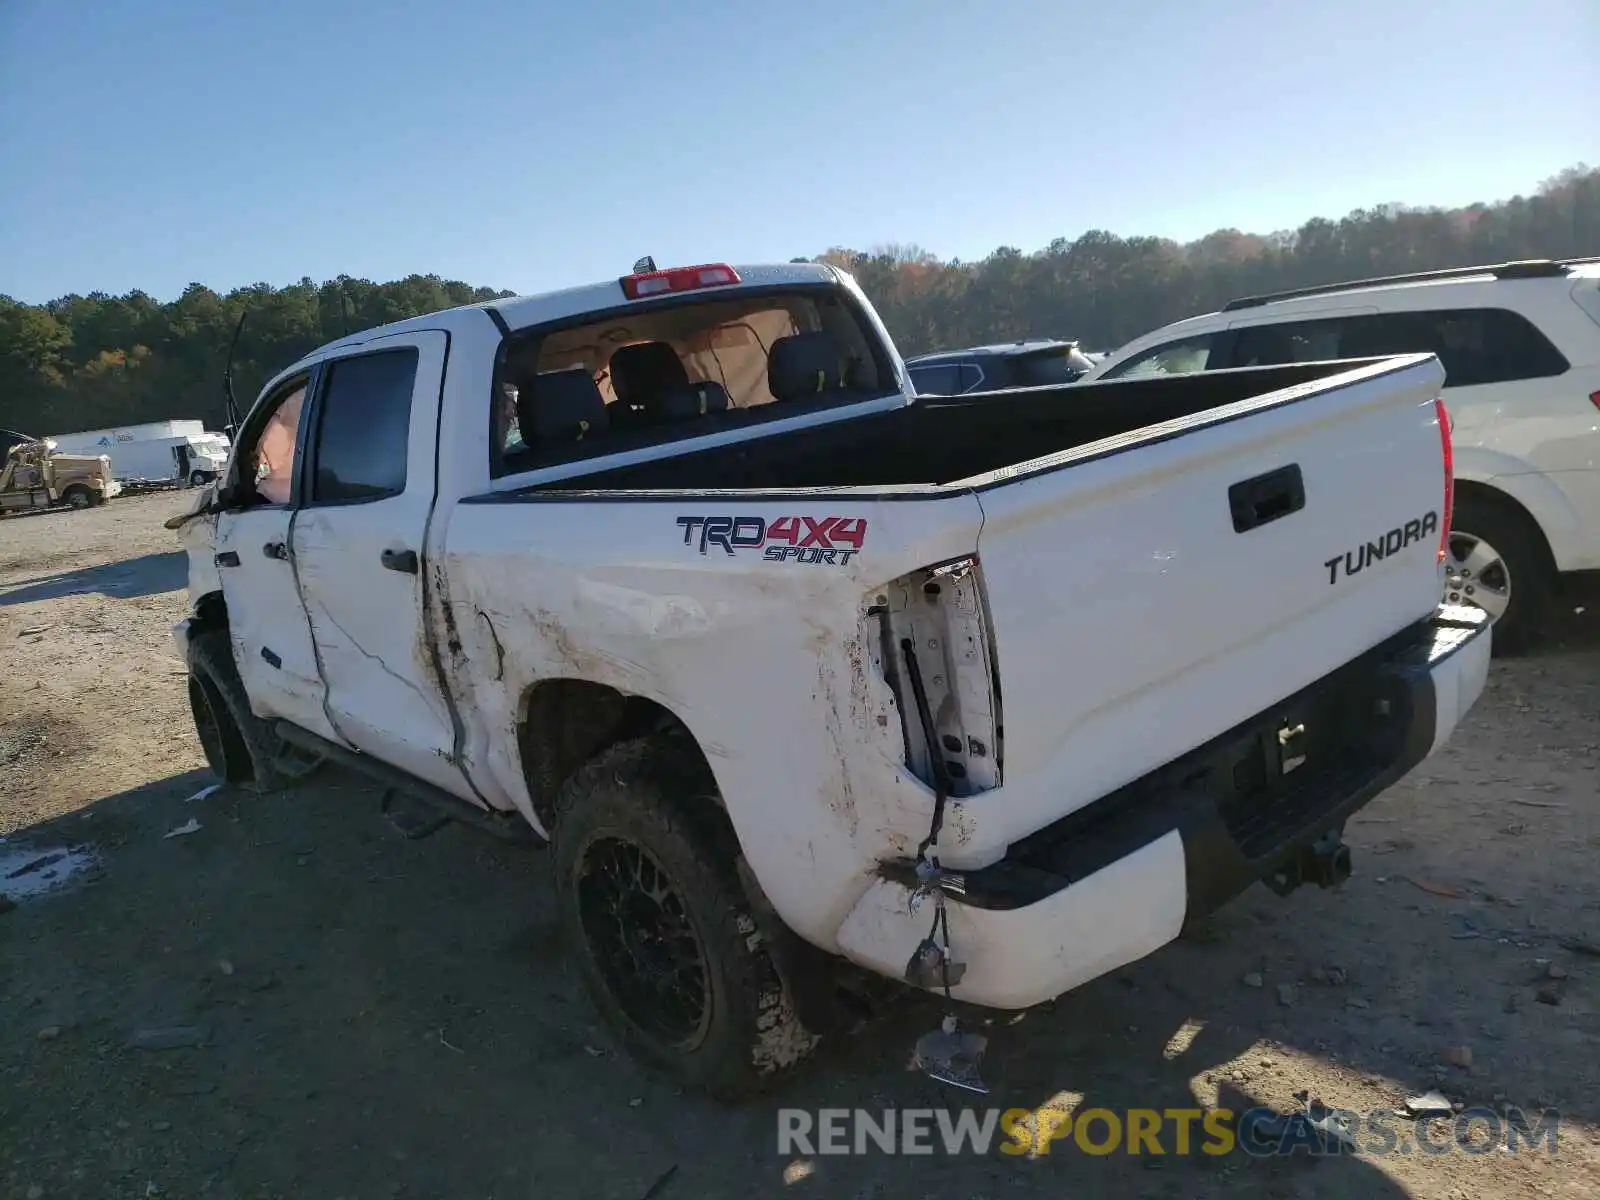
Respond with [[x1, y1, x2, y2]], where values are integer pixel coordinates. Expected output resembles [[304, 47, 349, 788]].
[[833, 605, 1491, 1009]]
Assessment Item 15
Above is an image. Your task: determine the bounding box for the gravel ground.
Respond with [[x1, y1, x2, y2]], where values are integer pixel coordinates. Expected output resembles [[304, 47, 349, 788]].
[[2, 491, 1598, 1200]]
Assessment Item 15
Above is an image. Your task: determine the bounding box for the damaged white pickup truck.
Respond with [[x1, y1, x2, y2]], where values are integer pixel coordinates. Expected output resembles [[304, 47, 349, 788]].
[[170, 260, 1490, 1098]]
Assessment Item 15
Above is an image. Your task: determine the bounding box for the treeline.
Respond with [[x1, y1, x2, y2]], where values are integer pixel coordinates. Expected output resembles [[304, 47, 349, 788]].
[[2, 165, 1596, 436]]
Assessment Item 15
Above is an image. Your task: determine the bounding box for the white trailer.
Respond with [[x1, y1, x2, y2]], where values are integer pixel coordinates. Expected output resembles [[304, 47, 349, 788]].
[[45, 421, 231, 485]]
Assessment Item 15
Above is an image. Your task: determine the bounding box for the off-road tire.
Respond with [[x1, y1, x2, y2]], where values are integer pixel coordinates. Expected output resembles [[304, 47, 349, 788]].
[[61, 485, 93, 509], [552, 734, 820, 1100], [1449, 494, 1555, 657], [185, 625, 291, 792]]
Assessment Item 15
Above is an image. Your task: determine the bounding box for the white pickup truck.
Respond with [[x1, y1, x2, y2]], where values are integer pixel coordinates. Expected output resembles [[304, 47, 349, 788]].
[[170, 260, 1490, 1098]]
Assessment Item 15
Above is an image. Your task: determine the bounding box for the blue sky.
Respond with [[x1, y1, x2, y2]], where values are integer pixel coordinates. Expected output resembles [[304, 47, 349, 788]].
[[1, 0, 1595, 304]]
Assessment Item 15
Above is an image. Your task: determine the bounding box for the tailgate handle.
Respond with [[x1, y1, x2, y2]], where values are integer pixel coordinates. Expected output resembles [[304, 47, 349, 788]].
[[1229, 464, 1304, 533]]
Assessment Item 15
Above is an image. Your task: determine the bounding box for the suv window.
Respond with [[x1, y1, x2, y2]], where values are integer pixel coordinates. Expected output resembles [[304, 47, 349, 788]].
[[1014, 354, 1077, 387], [1233, 319, 1351, 368], [308, 348, 418, 503], [1102, 334, 1218, 380], [1230, 308, 1570, 387], [910, 363, 964, 395]]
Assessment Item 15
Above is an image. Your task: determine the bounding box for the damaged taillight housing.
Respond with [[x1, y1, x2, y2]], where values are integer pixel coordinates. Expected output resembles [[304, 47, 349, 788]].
[[1435, 396, 1454, 565], [864, 556, 1002, 796]]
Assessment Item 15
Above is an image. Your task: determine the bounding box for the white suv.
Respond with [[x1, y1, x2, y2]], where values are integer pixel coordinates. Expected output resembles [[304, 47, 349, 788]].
[[1083, 258, 1600, 653]]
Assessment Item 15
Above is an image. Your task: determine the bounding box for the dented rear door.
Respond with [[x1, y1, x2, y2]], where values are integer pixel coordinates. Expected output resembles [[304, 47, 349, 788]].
[[289, 330, 472, 799]]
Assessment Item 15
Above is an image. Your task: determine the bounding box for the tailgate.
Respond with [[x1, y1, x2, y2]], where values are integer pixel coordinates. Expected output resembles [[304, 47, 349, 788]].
[[971, 356, 1450, 820]]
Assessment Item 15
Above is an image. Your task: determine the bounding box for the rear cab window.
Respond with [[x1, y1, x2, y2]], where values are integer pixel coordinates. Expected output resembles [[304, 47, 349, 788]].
[[491, 285, 896, 477]]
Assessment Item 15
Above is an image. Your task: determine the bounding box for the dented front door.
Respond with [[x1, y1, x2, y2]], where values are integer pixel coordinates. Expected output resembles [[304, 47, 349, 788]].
[[289, 331, 468, 799]]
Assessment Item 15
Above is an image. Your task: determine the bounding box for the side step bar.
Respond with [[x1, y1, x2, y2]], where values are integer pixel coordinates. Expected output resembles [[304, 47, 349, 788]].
[[272, 721, 541, 846]]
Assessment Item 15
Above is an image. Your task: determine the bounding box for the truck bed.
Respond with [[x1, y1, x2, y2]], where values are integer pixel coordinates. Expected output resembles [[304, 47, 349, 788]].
[[505, 358, 1400, 494], [460, 352, 1453, 880]]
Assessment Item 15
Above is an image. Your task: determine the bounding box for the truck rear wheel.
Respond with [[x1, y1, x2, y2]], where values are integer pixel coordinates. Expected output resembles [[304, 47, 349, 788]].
[[61, 485, 93, 509], [552, 735, 821, 1100], [185, 626, 291, 792]]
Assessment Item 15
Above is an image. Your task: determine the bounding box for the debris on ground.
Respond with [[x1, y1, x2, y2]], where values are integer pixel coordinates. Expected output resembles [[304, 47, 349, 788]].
[[1276, 983, 1297, 1007], [1535, 982, 1563, 1006], [639, 1163, 679, 1200], [185, 784, 222, 803], [1403, 1091, 1454, 1118], [1444, 1046, 1473, 1069], [1241, 972, 1264, 989], [162, 818, 201, 840], [1310, 965, 1348, 986], [37, 1025, 62, 1041], [1243, 1093, 1357, 1152], [1409, 878, 1465, 899], [1546, 963, 1568, 980], [0, 844, 98, 898], [1559, 936, 1600, 958], [125, 1026, 209, 1051]]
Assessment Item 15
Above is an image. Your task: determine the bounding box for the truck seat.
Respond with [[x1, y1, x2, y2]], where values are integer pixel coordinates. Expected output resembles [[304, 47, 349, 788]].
[[523, 369, 610, 444], [767, 332, 845, 401]]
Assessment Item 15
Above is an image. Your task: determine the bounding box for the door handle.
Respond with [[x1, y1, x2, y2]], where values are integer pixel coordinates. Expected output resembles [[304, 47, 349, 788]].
[[263, 541, 289, 560], [381, 548, 419, 574]]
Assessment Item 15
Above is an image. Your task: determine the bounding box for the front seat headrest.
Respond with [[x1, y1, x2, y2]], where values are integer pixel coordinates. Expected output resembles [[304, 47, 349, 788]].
[[610, 341, 689, 409], [522, 369, 609, 443], [768, 332, 844, 401]]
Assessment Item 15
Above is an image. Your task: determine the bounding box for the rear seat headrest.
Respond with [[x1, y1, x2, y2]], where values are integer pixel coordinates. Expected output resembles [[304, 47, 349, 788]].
[[521, 369, 609, 443], [648, 380, 730, 423], [768, 332, 844, 401], [610, 341, 689, 408]]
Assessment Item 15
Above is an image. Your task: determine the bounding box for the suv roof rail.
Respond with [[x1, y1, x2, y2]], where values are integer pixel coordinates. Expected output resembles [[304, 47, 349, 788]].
[[1221, 259, 1576, 313]]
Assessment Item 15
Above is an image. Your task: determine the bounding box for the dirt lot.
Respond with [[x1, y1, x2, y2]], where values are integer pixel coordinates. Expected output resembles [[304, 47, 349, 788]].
[[2, 491, 1597, 1200]]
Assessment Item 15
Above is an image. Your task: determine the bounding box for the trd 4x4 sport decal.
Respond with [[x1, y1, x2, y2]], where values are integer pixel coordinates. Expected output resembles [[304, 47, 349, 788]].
[[676, 515, 867, 565]]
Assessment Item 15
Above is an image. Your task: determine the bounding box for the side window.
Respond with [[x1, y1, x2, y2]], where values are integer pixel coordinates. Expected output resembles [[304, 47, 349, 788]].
[[1227, 308, 1570, 387], [1232, 318, 1353, 368], [1014, 354, 1081, 387], [1344, 309, 1569, 388], [308, 348, 419, 504], [244, 377, 309, 506], [909, 364, 963, 395], [1101, 334, 1218, 380], [956, 363, 987, 393]]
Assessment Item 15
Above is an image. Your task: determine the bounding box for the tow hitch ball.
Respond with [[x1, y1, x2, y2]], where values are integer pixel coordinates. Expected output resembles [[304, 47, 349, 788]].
[[1264, 830, 1353, 897]]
